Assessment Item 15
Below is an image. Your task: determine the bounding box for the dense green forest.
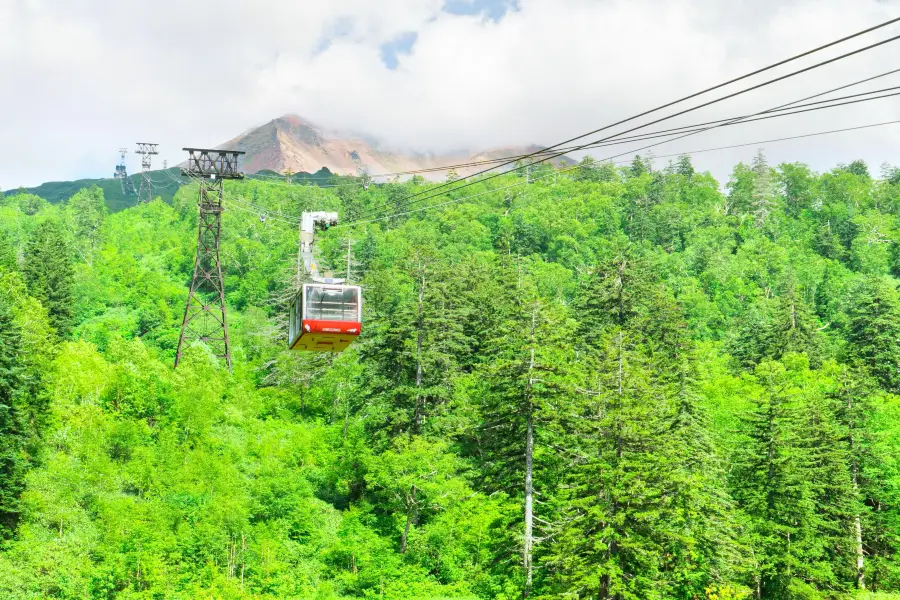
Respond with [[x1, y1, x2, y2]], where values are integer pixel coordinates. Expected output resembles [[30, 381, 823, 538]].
[[0, 152, 899, 599], [3, 167, 340, 214], [3, 170, 182, 213]]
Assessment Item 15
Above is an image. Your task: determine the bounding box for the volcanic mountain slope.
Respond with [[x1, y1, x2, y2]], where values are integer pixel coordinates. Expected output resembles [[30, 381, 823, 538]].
[[218, 115, 574, 178]]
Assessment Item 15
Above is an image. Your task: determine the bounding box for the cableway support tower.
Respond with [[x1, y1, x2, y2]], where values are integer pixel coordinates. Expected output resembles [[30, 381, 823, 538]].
[[135, 142, 159, 204], [114, 148, 136, 196], [175, 148, 245, 369]]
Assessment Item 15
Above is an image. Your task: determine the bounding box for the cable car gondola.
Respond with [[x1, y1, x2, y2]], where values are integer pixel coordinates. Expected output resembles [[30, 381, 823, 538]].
[[288, 211, 362, 353], [289, 283, 362, 352]]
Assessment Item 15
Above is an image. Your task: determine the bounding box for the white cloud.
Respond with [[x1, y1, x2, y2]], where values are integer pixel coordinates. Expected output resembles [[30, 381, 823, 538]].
[[1, 0, 899, 188]]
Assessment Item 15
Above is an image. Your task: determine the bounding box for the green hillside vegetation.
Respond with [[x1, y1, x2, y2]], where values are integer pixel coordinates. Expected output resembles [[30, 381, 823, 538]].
[[4, 167, 344, 214], [0, 153, 899, 599], [3, 169, 182, 213], [249, 167, 337, 186]]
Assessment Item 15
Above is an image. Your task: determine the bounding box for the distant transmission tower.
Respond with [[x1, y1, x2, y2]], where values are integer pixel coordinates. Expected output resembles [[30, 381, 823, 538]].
[[135, 142, 159, 203], [175, 147, 245, 370], [114, 148, 136, 196]]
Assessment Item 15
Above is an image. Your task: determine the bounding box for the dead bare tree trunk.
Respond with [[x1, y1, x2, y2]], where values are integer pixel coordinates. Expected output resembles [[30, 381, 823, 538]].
[[523, 304, 537, 598], [413, 264, 426, 434]]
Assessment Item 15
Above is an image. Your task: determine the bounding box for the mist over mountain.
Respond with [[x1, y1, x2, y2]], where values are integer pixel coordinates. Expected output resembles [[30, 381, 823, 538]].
[[219, 114, 574, 178]]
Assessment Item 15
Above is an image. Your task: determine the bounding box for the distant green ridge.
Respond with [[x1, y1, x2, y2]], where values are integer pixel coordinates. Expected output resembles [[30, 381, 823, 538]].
[[3, 168, 183, 213], [6, 167, 341, 212]]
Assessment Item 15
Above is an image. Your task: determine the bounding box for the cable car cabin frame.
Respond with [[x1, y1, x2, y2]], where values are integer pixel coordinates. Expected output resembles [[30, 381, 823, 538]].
[[289, 284, 362, 352]]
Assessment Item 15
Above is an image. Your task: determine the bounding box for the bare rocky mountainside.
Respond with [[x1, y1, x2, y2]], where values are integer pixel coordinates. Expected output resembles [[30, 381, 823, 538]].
[[218, 114, 574, 177]]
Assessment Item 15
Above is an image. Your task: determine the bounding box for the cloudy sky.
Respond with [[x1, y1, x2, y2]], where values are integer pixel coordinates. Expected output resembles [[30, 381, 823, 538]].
[[1, 0, 899, 188]]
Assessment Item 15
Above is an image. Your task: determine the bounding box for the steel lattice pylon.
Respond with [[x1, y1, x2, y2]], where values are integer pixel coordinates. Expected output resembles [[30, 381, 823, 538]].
[[114, 147, 136, 196], [175, 148, 245, 369], [135, 142, 158, 204]]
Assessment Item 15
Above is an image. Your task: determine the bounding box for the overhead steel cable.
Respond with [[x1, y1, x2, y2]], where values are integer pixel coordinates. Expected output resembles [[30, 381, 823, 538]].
[[182, 61, 900, 193], [563, 88, 900, 151], [296, 65, 900, 183], [349, 21, 900, 223], [197, 82, 900, 223], [181, 173, 302, 224], [333, 119, 900, 229], [206, 84, 900, 225], [181, 81, 900, 226]]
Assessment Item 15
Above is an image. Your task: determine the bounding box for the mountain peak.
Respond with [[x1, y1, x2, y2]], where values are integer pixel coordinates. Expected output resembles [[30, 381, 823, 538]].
[[222, 116, 573, 177]]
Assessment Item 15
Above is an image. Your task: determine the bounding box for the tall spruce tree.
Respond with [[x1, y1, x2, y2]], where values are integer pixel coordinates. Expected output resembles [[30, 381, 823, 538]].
[[732, 359, 813, 598], [829, 366, 900, 591], [846, 277, 900, 393], [752, 150, 776, 228], [0, 299, 26, 536], [0, 232, 16, 272], [827, 366, 875, 591], [477, 295, 579, 597], [574, 237, 653, 348], [22, 220, 74, 337], [800, 364, 857, 593], [549, 330, 674, 599], [640, 292, 743, 596], [360, 251, 473, 437], [732, 356, 861, 597], [761, 289, 823, 367]]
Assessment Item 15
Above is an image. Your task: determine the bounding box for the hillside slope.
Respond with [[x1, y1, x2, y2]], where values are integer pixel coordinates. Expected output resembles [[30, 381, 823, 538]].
[[2, 154, 899, 599], [3, 169, 183, 212], [219, 114, 575, 177]]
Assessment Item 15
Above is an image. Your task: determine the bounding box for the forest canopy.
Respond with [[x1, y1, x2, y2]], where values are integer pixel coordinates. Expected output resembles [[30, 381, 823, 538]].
[[0, 153, 899, 599]]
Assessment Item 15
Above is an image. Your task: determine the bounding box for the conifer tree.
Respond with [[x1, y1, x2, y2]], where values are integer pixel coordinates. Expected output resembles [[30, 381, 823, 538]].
[[799, 364, 856, 592], [0, 299, 26, 536], [675, 154, 695, 179], [732, 359, 813, 598], [22, 220, 74, 337], [0, 232, 16, 272], [752, 149, 776, 228], [829, 366, 900, 591], [827, 366, 874, 591], [760, 288, 823, 367], [730, 306, 770, 369], [846, 277, 900, 393], [814, 220, 846, 261], [629, 154, 651, 178], [574, 237, 652, 348], [361, 251, 473, 437], [476, 290, 578, 597], [639, 292, 743, 595], [549, 330, 673, 599]]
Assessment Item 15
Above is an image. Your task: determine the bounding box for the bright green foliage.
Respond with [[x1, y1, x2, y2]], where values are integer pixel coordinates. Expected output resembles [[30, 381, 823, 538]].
[[751, 150, 776, 228], [22, 220, 74, 337], [846, 277, 900, 393], [0, 299, 27, 535], [65, 185, 107, 259], [777, 162, 816, 218], [732, 359, 815, 598], [0, 231, 16, 272], [550, 330, 676, 599], [761, 289, 823, 367], [0, 157, 898, 599]]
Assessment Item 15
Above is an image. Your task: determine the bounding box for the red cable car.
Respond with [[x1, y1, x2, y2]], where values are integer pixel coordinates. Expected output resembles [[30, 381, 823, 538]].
[[289, 284, 362, 352]]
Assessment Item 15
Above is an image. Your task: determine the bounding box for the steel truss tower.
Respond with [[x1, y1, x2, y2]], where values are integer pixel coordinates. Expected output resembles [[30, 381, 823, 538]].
[[135, 142, 159, 203], [114, 148, 137, 196], [175, 148, 245, 369]]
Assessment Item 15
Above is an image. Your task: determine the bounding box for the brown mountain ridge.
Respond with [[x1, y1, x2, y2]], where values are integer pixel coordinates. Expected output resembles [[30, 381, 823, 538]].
[[218, 115, 574, 178]]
